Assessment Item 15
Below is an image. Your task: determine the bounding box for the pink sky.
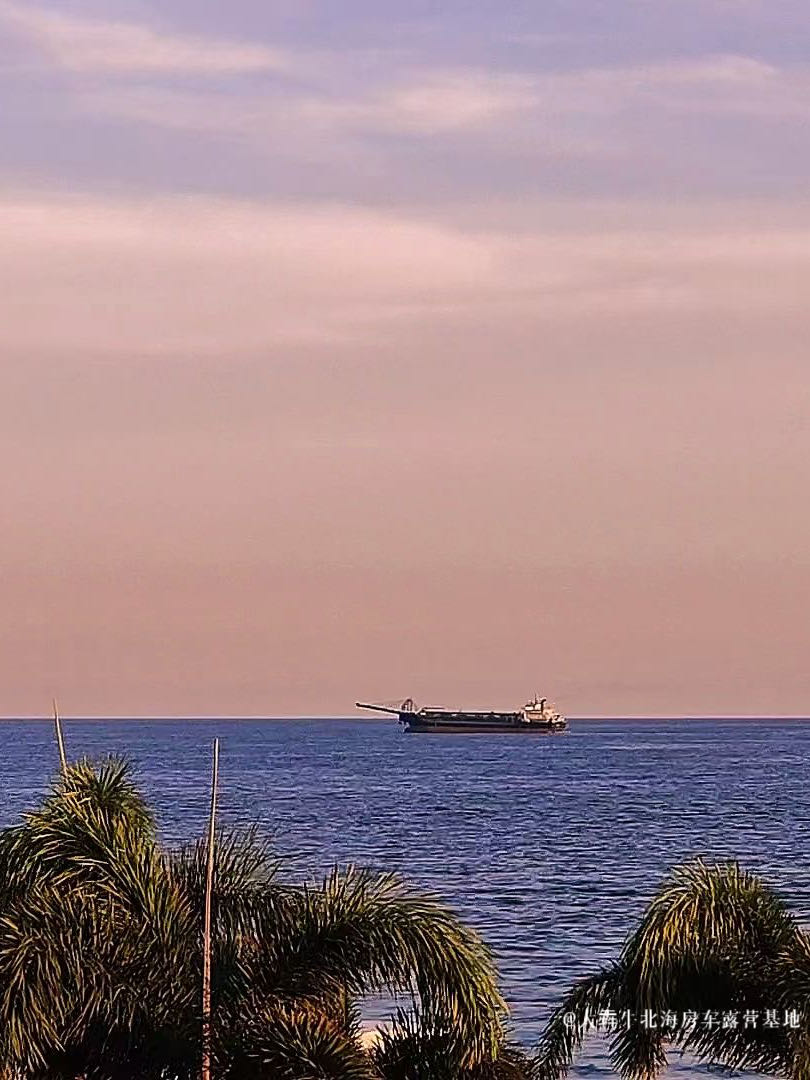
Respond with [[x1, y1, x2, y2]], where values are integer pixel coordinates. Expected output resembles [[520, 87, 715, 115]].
[[2, 3, 809, 715]]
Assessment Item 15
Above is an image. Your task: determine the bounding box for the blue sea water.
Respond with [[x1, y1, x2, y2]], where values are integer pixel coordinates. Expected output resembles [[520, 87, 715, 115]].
[[1, 716, 808, 1077]]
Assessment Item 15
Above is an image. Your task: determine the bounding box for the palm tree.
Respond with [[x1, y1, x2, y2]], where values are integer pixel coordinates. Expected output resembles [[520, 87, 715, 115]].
[[0, 757, 533, 1079], [536, 859, 810, 1079]]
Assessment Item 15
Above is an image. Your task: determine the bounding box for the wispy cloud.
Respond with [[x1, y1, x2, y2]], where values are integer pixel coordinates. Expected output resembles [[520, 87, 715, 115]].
[[67, 47, 806, 157], [2, 191, 809, 355], [301, 70, 537, 135], [1, 3, 808, 207], [536, 54, 794, 116], [0, 194, 494, 351], [0, 1, 291, 74], [74, 73, 547, 154]]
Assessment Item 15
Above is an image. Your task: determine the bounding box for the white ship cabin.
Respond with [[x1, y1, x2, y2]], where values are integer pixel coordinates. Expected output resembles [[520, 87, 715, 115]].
[[521, 696, 563, 723]]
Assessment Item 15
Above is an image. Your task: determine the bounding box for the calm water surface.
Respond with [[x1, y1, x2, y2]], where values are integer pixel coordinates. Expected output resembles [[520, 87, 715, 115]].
[[1, 716, 808, 1077]]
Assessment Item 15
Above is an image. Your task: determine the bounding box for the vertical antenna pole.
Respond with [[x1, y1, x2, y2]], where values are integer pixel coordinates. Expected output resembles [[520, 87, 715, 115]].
[[202, 737, 219, 1080], [53, 698, 67, 775]]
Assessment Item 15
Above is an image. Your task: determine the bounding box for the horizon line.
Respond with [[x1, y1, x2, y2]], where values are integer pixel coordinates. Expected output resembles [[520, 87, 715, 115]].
[[2, 713, 810, 722]]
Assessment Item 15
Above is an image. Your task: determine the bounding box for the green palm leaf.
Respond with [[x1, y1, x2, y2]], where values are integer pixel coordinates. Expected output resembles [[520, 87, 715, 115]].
[[0, 758, 514, 1079], [537, 860, 806, 1079]]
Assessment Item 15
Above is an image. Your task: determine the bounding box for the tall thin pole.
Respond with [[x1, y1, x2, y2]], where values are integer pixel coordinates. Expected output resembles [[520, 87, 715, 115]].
[[52, 698, 67, 775], [202, 738, 219, 1080]]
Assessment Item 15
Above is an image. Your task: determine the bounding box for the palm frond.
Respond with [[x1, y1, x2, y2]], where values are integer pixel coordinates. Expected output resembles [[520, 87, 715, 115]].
[[535, 967, 625, 1080], [261, 866, 506, 1067], [625, 860, 797, 1002], [537, 860, 805, 1079], [0, 759, 516, 1079], [172, 826, 280, 900], [223, 1001, 378, 1080], [375, 1007, 536, 1080], [0, 759, 198, 1078]]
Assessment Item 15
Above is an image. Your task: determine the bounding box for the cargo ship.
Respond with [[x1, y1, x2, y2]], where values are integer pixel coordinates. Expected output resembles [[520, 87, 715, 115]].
[[355, 696, 567, 733]]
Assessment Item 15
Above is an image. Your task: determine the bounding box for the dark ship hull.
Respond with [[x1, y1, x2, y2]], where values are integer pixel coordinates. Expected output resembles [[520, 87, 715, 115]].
[[401, 712, 563, 733], [356, 698, 567, 734]]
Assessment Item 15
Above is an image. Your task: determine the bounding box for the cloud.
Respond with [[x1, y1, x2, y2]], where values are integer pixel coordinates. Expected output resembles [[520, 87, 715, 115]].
[[0, 193, 494, 351], [0, 1, 290, 74], [2, 191, 810, 355], [0, 4, 808, 212], [2, 0, 803, 184], [536, 54, 798, 117], [62, 45, 809, 174], [75, 79, 604, 170], [300, 70, 537, 135], [82, 70, 538, 147]]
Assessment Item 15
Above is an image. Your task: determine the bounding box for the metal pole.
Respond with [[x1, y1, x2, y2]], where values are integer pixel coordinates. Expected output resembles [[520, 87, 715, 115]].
[[202, 738, 219, 1080], [53, 698, 67, 775]]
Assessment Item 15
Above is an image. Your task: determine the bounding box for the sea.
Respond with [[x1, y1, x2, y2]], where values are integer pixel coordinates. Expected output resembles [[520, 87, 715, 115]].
[[1, 715, 808, 1078]]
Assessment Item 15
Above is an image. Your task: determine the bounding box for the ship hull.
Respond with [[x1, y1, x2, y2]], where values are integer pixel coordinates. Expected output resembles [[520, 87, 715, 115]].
[[400, 713, 566, 734]]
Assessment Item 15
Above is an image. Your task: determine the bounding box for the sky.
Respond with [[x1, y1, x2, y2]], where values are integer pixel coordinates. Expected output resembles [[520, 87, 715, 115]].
[[2, 0, 809, 716]]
